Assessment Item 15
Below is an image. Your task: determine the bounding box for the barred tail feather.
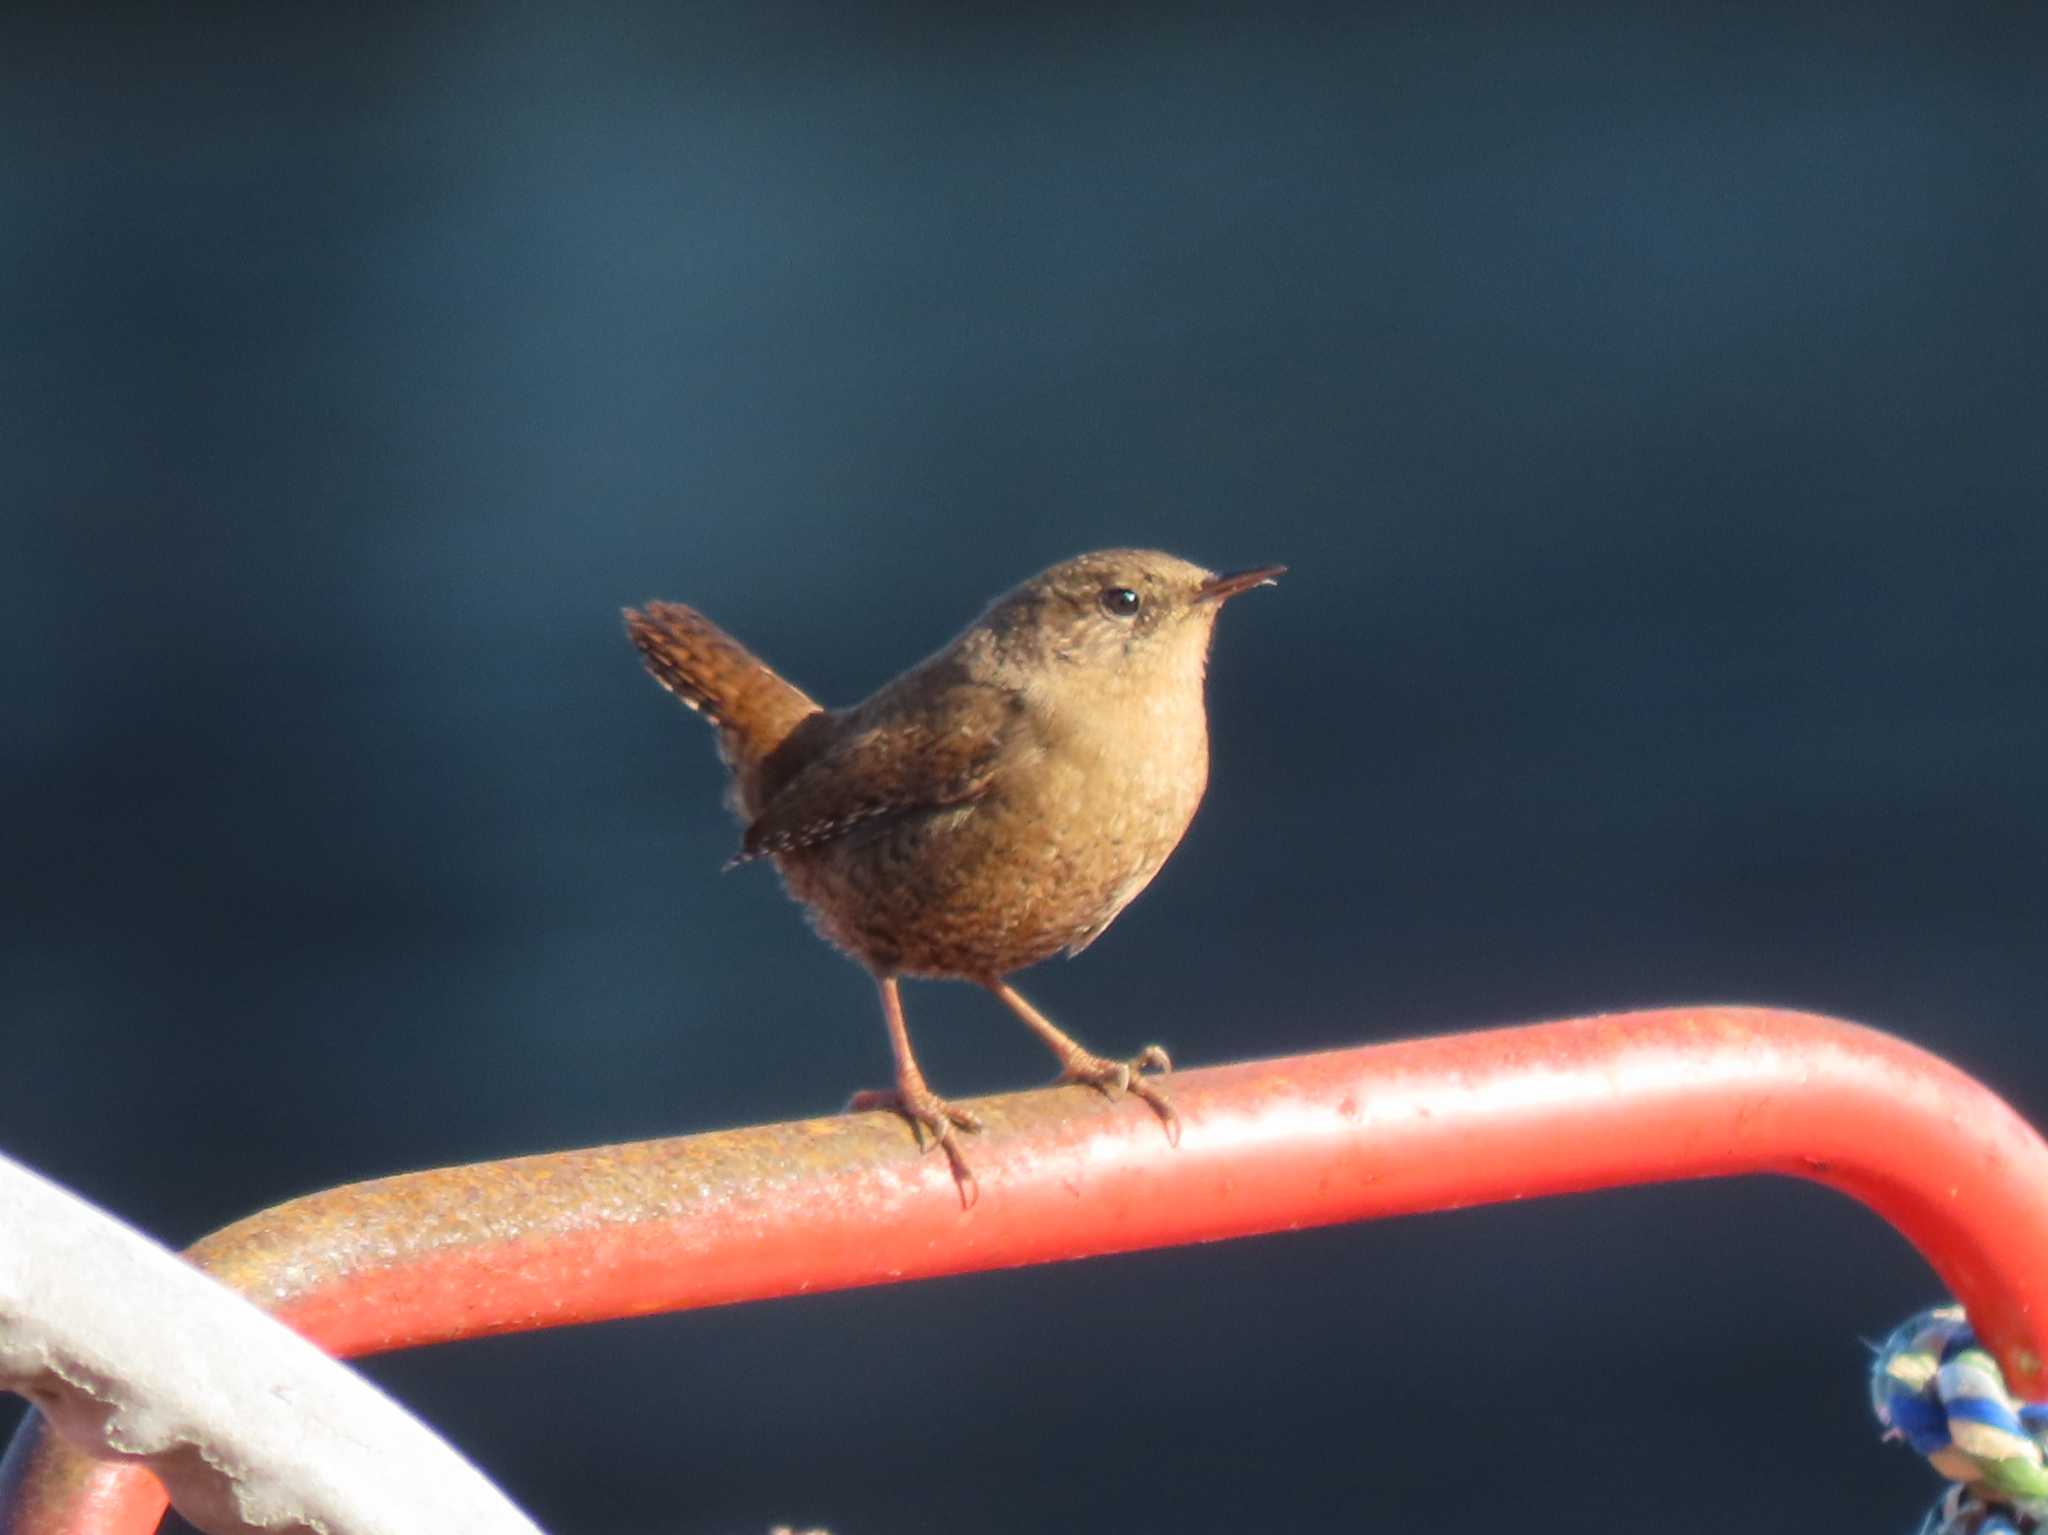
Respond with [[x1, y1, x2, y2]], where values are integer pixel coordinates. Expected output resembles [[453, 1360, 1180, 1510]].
[[623, 602, 820, 774]]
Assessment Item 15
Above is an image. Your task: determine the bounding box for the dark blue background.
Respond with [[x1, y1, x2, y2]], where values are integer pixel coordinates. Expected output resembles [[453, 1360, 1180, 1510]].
[[6, 4, 2045, 1531]]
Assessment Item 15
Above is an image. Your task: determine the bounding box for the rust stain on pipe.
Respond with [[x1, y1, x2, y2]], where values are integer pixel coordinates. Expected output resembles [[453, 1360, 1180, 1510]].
[[7, 1008, 2048, 1534]]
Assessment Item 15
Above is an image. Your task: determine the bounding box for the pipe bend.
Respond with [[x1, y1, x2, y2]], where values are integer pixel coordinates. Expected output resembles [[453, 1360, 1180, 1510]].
[[7, 1006, 2046, 1535]]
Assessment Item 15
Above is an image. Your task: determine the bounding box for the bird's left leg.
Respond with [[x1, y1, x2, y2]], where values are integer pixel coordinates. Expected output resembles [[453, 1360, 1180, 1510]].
[[983, 980, 1179, 1145], [848, 974, 983, 1205]]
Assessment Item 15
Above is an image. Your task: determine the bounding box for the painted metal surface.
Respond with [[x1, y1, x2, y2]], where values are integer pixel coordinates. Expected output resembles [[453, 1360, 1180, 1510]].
[[0, 1153, 542, 1535], [6, 1007, 2047, 1533]]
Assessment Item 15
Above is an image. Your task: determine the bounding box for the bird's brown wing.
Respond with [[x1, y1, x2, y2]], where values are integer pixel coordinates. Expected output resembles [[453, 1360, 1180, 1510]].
[[734, 683, 1015, 865]]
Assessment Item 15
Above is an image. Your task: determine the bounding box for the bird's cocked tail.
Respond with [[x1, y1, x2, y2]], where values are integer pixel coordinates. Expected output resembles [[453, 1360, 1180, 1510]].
[[624, 602, 821, 778]]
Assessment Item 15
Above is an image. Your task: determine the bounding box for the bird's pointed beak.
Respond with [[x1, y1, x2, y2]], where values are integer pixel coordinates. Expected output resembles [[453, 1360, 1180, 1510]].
[[1194, 565, 1286, 603]]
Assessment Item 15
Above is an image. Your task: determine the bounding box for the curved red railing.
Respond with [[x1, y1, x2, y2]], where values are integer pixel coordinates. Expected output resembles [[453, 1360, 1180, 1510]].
[[6, 1006, 2048, 1534]]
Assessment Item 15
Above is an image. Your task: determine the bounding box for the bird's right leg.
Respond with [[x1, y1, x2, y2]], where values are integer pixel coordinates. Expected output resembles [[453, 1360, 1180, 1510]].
[[848, 975, 983, 1202], [984, 979, 1180, 1145]]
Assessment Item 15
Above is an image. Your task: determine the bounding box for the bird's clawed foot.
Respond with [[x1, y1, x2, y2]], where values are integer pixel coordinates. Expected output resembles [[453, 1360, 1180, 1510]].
[[848, 1083, 984, 1148], [1058, 1043, 1181, 1146], [848, 1082, 984, 1205]]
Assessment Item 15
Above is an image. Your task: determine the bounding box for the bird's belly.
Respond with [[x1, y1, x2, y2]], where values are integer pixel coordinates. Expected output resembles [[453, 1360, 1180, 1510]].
[[778, 746, 1205, 979]]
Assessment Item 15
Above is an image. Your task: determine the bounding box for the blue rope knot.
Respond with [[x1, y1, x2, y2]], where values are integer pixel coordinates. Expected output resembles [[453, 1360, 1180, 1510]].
[[1873, 1306, 2048, 1533]]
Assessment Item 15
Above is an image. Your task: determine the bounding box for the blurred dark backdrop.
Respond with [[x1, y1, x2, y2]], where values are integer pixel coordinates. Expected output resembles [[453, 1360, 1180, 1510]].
[[5, 3, 2046, 1531]]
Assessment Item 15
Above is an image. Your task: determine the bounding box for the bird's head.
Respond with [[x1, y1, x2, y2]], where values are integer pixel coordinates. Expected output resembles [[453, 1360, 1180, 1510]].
[[971, 549, 1283, 698]]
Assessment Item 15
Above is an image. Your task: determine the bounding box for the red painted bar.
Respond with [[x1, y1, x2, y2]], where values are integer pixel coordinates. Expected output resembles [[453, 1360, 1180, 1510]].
[[6, 1007, 2047, 1533]]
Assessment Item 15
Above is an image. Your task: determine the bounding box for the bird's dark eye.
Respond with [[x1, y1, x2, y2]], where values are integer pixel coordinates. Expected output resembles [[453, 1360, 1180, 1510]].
[[1098, 586, 1142, 619]]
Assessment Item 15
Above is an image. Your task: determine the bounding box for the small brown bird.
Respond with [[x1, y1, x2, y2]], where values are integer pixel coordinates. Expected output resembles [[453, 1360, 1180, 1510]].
[[625, 549, 1281, 1198]]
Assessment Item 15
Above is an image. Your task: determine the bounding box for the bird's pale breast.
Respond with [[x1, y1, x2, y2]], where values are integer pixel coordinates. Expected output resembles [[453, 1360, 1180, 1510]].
[[777, 678, 1210, 978]]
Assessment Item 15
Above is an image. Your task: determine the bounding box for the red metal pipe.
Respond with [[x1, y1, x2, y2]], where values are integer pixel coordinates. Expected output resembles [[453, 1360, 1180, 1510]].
[[6, 1007, 2048, 1534]]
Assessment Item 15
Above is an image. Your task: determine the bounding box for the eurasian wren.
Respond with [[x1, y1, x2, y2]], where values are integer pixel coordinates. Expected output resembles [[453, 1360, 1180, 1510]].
[[625, 549, 1282, 1199]]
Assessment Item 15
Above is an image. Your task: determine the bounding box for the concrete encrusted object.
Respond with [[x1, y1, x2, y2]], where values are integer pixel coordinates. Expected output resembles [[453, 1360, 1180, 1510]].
[[0, 1150, 542, 1535]]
